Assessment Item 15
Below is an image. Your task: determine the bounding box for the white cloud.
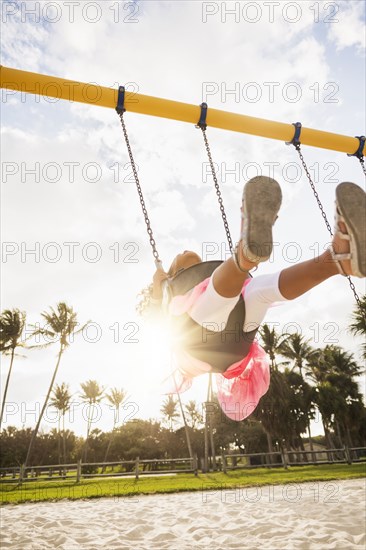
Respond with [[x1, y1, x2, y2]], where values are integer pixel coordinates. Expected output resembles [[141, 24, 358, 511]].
[[326, 1, 366, 53]]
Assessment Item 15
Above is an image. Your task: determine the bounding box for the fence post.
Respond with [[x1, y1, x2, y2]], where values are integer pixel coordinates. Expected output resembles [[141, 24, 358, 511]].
[[135, 456, 139, 480], [344, 446, 352, 465], [281, 449, 288, 470], [193, 454, 198, 476], [222, 453, 227, 474], [76, 460, 82, 483], [19, 464, 25, 483], [266, 451, 274, 468]]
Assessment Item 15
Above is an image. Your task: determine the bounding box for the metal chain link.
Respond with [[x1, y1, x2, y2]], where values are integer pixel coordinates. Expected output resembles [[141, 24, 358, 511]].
[[200, 128, 234, 254], [358, 156, 366, 177], [117, 112, 161, 265], [294, 143, 362, 309], [295, 144, 334, 236]]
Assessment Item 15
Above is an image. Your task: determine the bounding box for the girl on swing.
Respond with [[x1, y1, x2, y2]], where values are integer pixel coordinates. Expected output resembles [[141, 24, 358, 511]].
[[140, 177, 366, 421]]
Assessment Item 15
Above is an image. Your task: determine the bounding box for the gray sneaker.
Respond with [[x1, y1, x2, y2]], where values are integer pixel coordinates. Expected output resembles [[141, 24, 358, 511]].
[[330, 181, 366, 278], [238, 176, 282, 264]]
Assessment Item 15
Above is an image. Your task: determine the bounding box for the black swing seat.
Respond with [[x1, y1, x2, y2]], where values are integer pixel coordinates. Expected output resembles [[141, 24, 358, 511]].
[[164, 261, 258, 374], [167, 260, 222, 296]]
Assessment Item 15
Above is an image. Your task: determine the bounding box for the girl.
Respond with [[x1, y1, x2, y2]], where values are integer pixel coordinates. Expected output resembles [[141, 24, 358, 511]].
[[139, 177, 366, 421]]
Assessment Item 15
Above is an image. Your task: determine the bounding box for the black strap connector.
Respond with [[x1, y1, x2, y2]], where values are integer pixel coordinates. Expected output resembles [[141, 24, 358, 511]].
[[347, 135, 365, 159], [116, 86, 126, 115], [286, 121, 302, 147], [196, 102, 208, 130]]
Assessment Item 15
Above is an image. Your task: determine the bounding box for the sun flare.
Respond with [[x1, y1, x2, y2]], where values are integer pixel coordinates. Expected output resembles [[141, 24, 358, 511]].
[[140, 316, 175, 383]]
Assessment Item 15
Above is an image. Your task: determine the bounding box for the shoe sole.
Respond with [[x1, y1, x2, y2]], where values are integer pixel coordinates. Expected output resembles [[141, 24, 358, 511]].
[[241, 176, 282, 262], [336, 182, 366, 277]]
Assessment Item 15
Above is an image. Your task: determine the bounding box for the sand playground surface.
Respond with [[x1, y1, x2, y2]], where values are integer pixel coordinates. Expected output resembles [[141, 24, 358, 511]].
[[1, 478, 365, 549]]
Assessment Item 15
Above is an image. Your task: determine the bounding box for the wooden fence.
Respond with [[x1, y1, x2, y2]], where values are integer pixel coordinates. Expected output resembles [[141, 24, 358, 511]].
[[220, 446, 366, 473], [0, 456, 198, 483], [1, 447, 365, 484]]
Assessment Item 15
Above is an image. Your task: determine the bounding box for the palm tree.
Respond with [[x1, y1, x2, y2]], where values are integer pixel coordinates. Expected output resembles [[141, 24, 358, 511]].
[[283, 368, 316, 456], [103, 387, 128, 464], [259, 323, 288, 370], [49, 383, 71, 464], [185, 400, 203, 429], [24, 303, 85, 468], [256, 324, 290, 453], [169, 371, 194, 459], [80, 379, 105, 461], [161, 395, 179, 431], [349, 294, 366, 360], [323, 346, 363, 448], [306, 348, 331, 387], [0, 309, 26, 428], [279, 333, 317, 450], [308, 345, 364, 448], [176, 390, 194, 459], [253, 368, 292, 454], [204, 373, 217, 471], [324, 345, 363, 379], [280, 333, 316, 378]]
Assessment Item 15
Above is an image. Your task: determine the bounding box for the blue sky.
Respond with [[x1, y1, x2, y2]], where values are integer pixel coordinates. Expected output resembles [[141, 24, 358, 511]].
[[1, 0, 365, 436]]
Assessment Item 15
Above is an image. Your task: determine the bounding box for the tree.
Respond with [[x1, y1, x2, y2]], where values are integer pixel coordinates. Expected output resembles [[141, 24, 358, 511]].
[[176, 390, 193, 459], [0, 309, 26, 428], [185, 400, 203, 429], [80, 380, 105, 461], [111, 420, 165, 462], [203, 374, 217, 472], [49, 382, 72, 463], [161, 395, 179, 431], [279, 333, 316, 379], [324, 346, 363, 379], [323, 347, 364, 448], [259, 323, 288, 370], [253, 368, 292, 453], [279, 333, 317, 449], [308, 345, 364, 448], [0, 426, 33, 467], [255, 324, 290, 453], [349, 294, 366, 360], [209, 403, 268, 456], [283, 368, 316, 455], [24, 303, 85, 467], [103, 387, 128, 464]]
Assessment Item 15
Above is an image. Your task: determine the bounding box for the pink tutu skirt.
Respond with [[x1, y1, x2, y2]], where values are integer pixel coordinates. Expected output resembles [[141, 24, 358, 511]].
[[163, 278, 270, 421]]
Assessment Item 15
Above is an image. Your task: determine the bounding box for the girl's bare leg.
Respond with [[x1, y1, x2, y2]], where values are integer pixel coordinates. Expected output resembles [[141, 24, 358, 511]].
[[213, 248, 338, 300], [212, 253, 256, 298], [278, 250, 337, 300]]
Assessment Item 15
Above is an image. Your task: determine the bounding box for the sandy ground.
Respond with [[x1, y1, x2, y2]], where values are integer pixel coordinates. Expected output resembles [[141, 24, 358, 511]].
[[1, 478, 365, 549]]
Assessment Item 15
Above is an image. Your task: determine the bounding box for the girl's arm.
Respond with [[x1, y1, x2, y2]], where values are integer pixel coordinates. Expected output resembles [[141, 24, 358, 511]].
[[151, 267, 169, 302]]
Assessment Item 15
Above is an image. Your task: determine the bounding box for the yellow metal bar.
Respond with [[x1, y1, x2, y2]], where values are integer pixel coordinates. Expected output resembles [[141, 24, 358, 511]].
[[1, 66, 364, 156]]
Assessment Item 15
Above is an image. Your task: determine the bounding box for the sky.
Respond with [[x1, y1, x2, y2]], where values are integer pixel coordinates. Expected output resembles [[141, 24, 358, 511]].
[[1, 0, 365, 438]]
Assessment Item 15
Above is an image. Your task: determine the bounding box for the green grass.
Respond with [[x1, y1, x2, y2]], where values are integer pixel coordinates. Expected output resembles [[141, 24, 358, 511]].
[[1, 463, 365, 504]]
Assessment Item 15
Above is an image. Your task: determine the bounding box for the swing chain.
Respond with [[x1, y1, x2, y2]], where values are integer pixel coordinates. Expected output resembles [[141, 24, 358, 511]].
[[295, 144, 334, 236], [117, 111, 161, 265], [348, 135, 366, 178], [294, 143, 362, 309], [358, 156, 366, 177], [347, 276, 363, 310], [200, 128, 234, 254]]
